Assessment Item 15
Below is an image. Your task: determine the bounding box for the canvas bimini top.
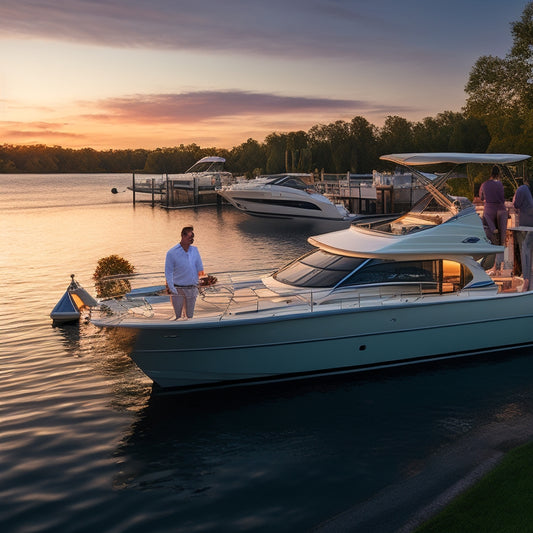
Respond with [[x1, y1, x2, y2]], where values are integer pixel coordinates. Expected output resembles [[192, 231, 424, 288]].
[[380, 153, 531, 166], [379, 152, 531, 211]]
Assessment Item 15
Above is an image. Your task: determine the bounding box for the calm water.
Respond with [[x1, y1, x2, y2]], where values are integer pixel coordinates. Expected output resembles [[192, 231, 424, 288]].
[[3, 173, 533, 532]]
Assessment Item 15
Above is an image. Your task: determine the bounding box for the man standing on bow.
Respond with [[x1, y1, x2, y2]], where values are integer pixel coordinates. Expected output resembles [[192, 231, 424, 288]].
[[165, 225, 204, 319]]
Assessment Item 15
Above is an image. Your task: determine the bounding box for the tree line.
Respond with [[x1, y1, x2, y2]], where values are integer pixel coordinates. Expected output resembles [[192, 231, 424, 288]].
[[1, 3, 532, 181], [0, 112, 493, 176]]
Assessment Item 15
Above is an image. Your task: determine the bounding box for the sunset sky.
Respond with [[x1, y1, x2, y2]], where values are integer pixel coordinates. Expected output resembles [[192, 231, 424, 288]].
[[0, 0, 529, 150]]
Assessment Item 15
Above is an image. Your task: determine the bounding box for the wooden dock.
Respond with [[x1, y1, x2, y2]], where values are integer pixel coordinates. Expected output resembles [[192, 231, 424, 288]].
[[130, 173, 227, 209]]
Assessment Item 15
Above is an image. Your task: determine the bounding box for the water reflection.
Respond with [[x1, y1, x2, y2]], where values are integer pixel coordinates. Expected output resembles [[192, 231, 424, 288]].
[[235, 213, 351, 239], [53, 321, 84, 357], [6, 174, 533, 533], [109, 352, 533, 531], [52, 318, 152, 411]]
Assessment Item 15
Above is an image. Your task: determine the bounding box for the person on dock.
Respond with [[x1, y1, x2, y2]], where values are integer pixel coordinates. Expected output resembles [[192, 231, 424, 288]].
[[513, 178, 533, 291], [165, 225, 205, 319], [480, 165, 508, 271]]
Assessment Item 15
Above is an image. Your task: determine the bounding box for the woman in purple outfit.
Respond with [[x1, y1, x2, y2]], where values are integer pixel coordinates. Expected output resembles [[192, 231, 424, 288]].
[[480, 166, 507, 271]]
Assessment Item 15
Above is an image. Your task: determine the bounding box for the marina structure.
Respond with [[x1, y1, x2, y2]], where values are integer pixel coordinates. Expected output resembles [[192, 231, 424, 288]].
[[129, 156, 232, 208], [131, 164, 431, 216]]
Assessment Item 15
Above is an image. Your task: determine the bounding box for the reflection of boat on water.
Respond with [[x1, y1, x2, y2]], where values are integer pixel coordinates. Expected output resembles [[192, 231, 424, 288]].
[[217, 174, 355, 220], [91, 153, 533, 394], [128, 156, 231, 194], [50, 275, 98, 325]]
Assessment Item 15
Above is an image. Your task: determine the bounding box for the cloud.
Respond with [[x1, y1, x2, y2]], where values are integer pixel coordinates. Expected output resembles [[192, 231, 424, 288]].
[[0, 89, 417, 150], [0, 120, 85, 141], [0, 0, 451, 61], [85, 90, 414, 124]]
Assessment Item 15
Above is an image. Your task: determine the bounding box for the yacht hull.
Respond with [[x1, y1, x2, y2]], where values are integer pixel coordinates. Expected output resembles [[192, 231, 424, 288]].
[[122, 292, 533, 391], [218, 189, 351, 220]]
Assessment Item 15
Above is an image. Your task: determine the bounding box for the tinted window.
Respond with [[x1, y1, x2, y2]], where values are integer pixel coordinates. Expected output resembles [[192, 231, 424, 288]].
[[273, 250, 367, 287], [339, 260, 437, 286], [338, 259, 473, 293]]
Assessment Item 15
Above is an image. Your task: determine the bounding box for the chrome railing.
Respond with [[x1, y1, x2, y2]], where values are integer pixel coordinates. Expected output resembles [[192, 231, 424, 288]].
[[93, 273, 482, 324]]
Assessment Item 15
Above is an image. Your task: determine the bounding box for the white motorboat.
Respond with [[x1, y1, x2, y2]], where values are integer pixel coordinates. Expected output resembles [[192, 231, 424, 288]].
[[91, 153, 533, 393], [129, 156, 231, 193], [217, 174, 355, 220], [168, 155, 231, 189]]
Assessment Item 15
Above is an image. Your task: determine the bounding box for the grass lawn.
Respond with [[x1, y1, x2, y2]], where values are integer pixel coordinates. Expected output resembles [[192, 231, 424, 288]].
[[415, 441, 533, 533]]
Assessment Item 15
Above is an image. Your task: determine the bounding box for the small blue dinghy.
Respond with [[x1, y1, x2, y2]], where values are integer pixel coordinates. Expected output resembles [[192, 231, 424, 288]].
[[50, 274, 98, 325]]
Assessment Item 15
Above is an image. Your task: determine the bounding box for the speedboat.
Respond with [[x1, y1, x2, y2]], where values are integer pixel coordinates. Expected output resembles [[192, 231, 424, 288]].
[[129, 156, 231, 193], [217, 174, 355, 220], [168, 156, 231, 189], [91, 153, 533, 393]]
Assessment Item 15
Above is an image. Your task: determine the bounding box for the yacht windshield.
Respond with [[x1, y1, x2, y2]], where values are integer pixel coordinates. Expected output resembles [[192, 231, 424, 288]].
[[268, 176, 309, 190], [187, 160, 225, 173], [273, 249, 367, 287]]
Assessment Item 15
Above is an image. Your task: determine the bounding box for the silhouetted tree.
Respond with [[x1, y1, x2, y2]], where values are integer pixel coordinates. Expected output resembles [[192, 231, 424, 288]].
[[264, 133, 288, 174], [465, 2, 533, 155]]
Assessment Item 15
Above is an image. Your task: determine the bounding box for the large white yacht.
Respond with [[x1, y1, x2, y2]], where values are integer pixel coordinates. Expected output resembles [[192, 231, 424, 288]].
[[92, 153, 533, 393], [217, 174, 355, 220]]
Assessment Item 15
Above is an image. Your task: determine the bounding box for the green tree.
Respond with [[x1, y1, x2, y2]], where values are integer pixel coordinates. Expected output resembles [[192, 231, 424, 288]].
[[286, 131, 308, 172], [307, 123, 334, 172], [465, 2, 533, 155], [0, 158, 16, 172], [412, 112, 490, 153], [230, 138, 266, 176], [264, 133, 288, 174], [350, 116, 378, 173], [378, 116, 414, 155], [465, 56, 523, 121], [509, 2, 533, 112]]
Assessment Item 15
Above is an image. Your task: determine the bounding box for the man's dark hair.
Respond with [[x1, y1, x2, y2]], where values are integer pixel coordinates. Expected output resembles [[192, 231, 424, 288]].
[[181, 225, 194, 236]]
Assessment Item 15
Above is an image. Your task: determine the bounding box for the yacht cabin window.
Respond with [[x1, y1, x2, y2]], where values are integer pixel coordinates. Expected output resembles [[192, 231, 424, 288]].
[[274, 249, 473, 293], [339, 259, 473, 293]]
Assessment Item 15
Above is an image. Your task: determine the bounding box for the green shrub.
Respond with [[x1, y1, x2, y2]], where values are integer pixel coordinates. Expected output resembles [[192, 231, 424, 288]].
[[93, 255, 135, 298]]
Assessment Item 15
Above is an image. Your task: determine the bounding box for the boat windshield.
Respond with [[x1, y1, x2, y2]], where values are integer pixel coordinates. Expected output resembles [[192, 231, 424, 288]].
[[267, 176, 310, 190], [187, 160, 225, 173], [273, 249, 367, 287]]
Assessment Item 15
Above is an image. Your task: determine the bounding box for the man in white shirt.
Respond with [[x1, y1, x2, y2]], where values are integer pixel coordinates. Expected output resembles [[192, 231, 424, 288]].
[[165, 225, 204, 319]]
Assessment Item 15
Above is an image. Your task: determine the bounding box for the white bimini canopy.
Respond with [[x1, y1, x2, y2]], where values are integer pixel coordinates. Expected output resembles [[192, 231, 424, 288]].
[[195, 156, 226, 164], [380, 153, 531, 166]]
